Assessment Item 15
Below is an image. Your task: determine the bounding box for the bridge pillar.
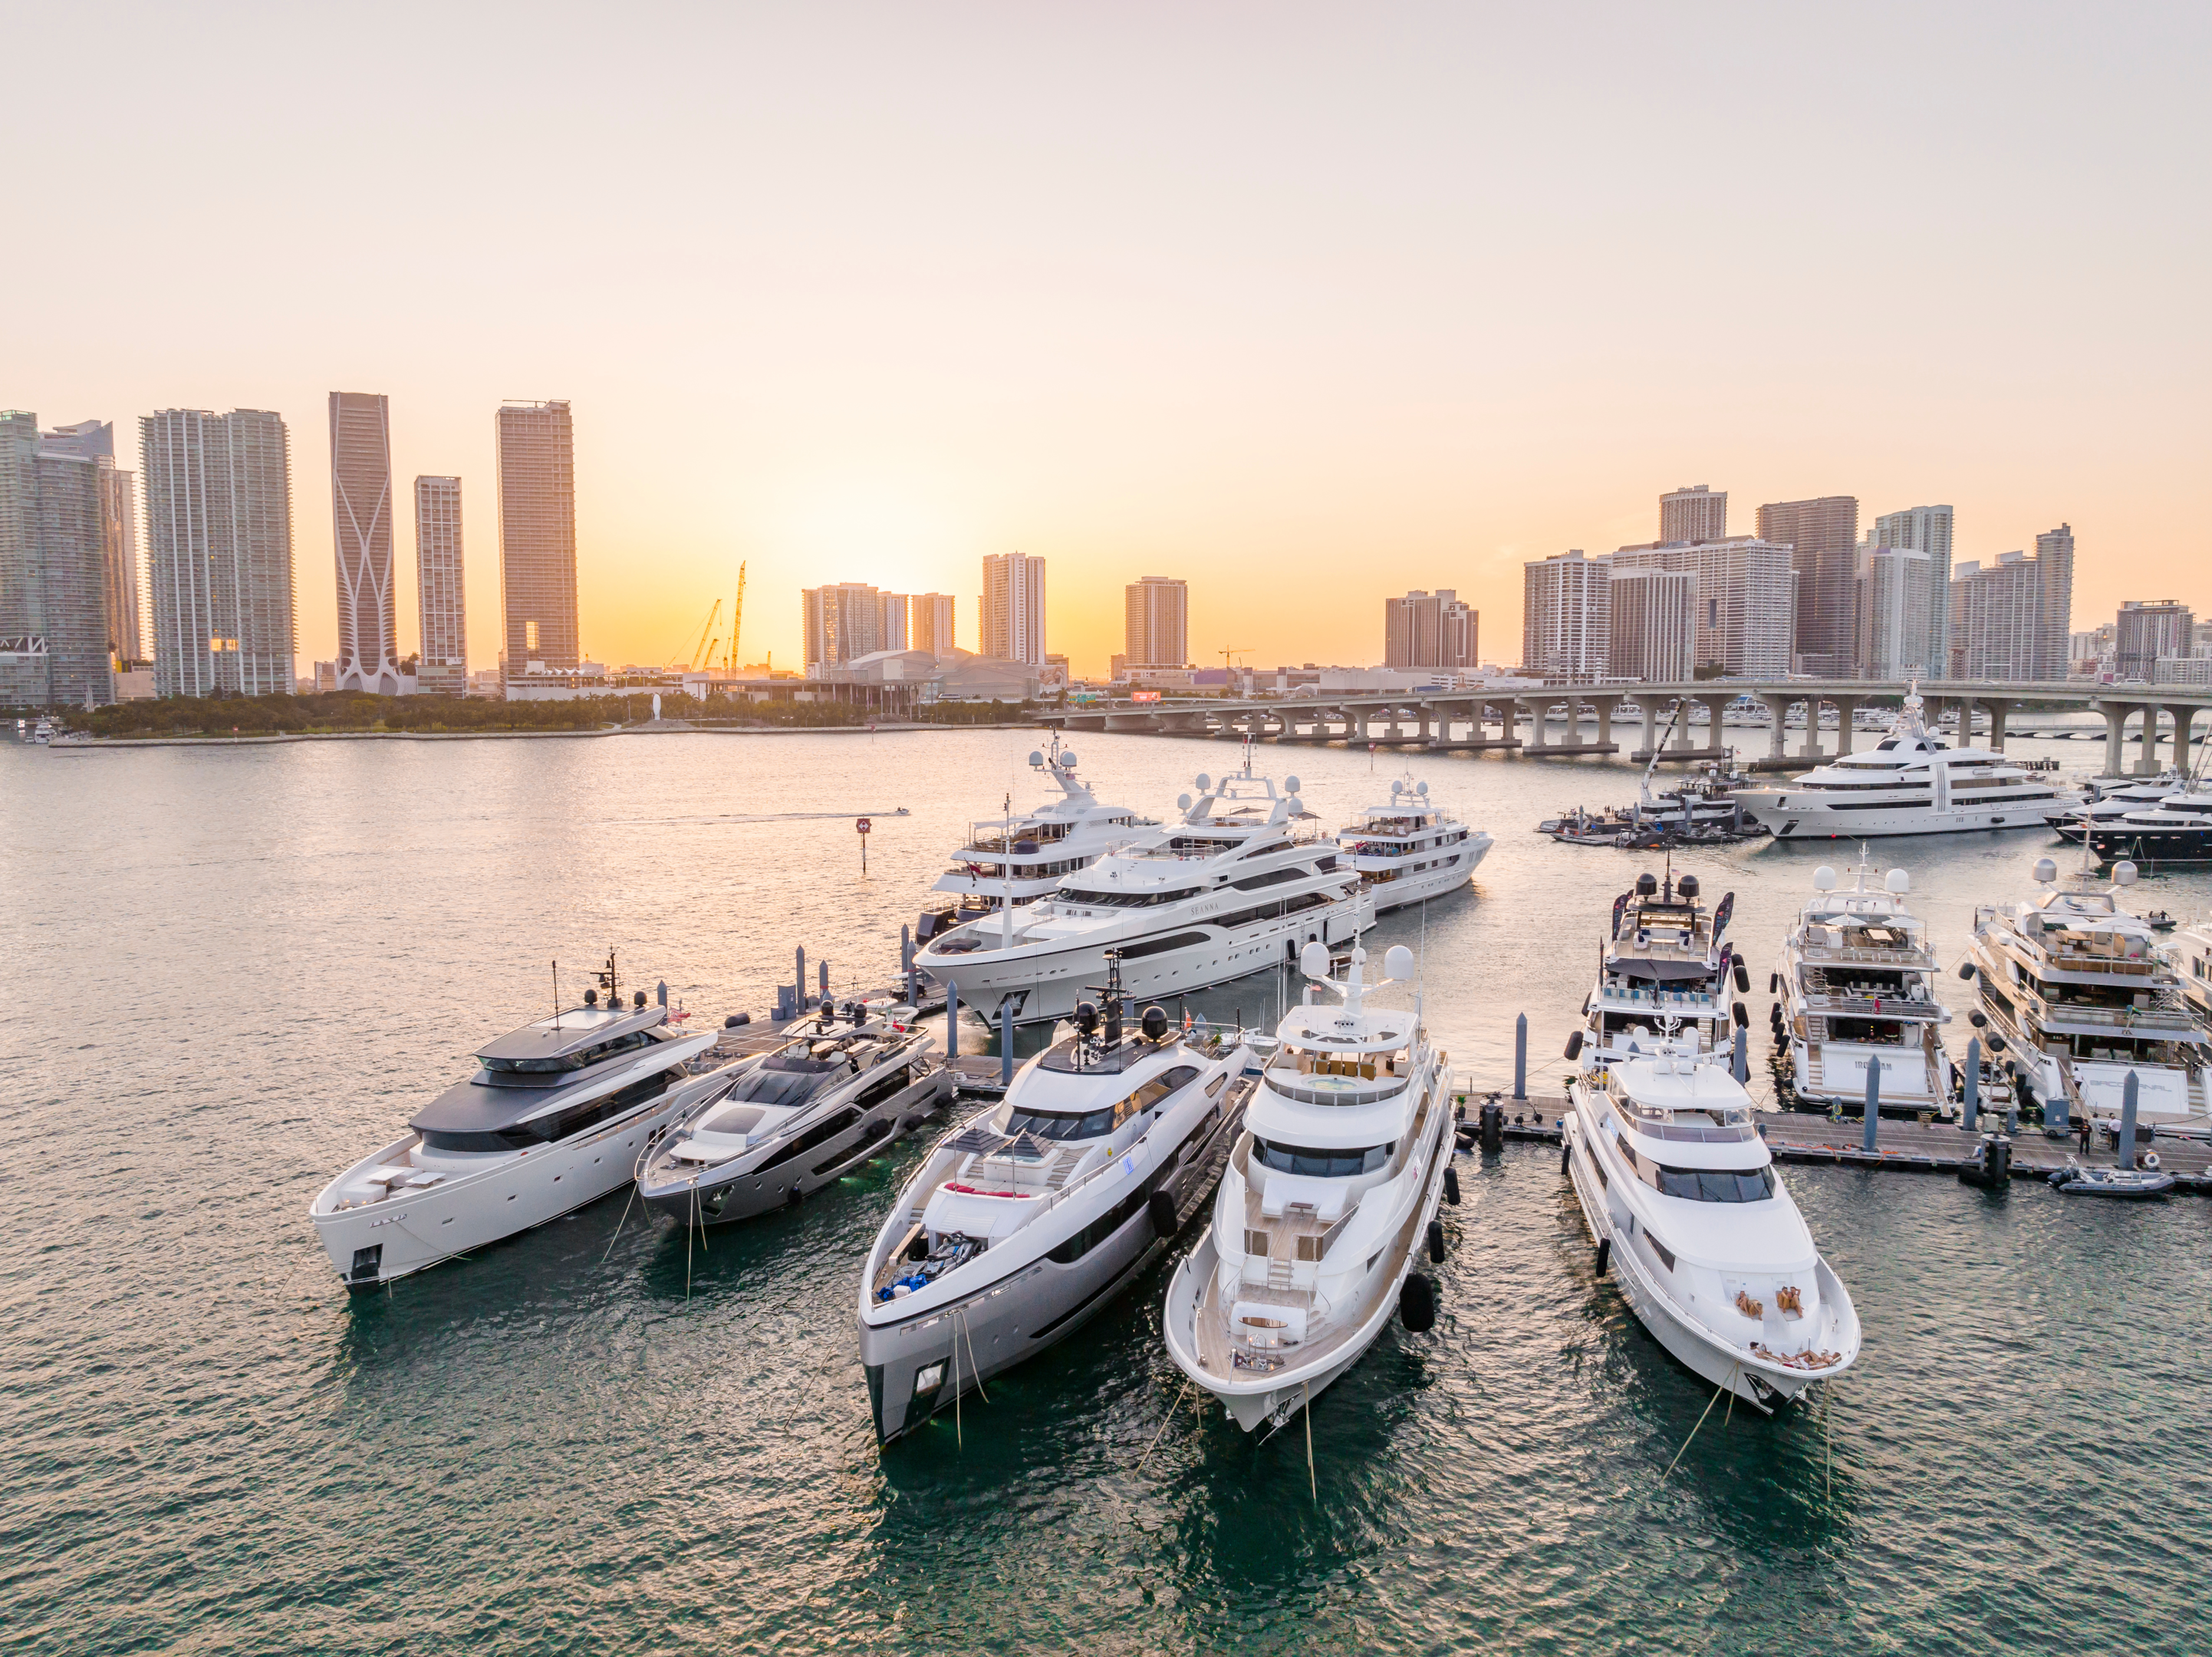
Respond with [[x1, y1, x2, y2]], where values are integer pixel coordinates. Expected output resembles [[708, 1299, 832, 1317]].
[[2098, 702, 2128, 776], [1797, 699, 1829, 759], [1517, 697, 1547, 751], [2167, 703, 2202, 771], [1628, 693, 1666, 759], [1591, 694, 1618, 752], [1982, 698, 2011, 753], [2135, 706, 2166, 776], [1753, 696, 1788, 761], [1832, 697, 1859, 755]]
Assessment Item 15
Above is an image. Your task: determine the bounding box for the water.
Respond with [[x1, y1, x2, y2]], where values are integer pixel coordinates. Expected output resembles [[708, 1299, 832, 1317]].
[[4, 727, 2207, 1655]]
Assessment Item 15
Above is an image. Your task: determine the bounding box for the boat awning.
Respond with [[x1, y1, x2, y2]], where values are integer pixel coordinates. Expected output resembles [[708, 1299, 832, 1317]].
[[476, 1005, 664, 1065], [1610, 958, 1713, 983]]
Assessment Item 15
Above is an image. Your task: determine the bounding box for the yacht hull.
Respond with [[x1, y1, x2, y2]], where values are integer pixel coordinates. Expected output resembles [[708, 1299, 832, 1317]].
[[1737, 797, 2072, 838], [1363, 834, 1490, 915], [1783, 1037, 1947, 1114]]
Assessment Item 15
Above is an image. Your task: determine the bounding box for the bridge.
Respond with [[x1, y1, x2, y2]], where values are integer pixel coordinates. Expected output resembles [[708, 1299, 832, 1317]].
[[1047, 680, 2212, 776]]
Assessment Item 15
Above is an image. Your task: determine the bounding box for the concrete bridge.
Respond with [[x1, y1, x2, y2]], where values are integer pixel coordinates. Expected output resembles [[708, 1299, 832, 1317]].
[[1048, 680, 2212, 776]]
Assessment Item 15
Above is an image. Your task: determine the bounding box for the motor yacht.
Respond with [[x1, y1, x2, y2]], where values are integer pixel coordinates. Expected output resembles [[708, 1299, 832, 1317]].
[[311, 958, 720, 1292], [2171, 921, 2212, 1029], [635, 1002, 946, 1227], [1963, 856, 2212, 1138], [1774, 857, 1950, 1115], [1731, 686, 2078, 839], [918, 736, 1156, 941], [1164, 941, 1456, 1433], [1335, 776, 1491, 913], [1572, 868, 1746, 1076], [2083, 789, 2212, 864], [1562, 1039, 1860, 1411], [857, 973, 1256, 1442], [2050, 771, 2190, 842], [916, 753, 1369, 1025]]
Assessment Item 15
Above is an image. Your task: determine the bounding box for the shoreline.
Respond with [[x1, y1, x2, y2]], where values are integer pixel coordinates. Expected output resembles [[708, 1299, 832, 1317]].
[[46, 720, 1043, 749]]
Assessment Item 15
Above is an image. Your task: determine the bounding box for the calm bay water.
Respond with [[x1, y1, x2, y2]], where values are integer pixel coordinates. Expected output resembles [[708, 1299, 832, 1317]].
[[2, 725, 2207, 1655]]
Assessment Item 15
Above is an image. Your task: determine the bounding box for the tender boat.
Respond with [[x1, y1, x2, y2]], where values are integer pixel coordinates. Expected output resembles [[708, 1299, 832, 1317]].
[[1773, 856, 1950, 1115], [857, 970, 1256, 1442], [2048, 1160, 2175, 1199], [917, 752, 1369, 1025], [1963, 857, 2212, 1139], [634, 1001, 946, 1227], [1335, 775, 1491, 912], [1562, 1037, 1861, 1411], [1572, 868, 1748, 1077], [1164, 941, 1457, 1433], [310, 957, 719, 1292]]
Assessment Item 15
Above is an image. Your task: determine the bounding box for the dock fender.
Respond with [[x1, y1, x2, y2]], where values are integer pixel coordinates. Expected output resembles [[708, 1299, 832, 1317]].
[[1595, 1236, 1611, 1277], [1426, 1220, 1446, 1263], [1769, 971, 1779, 994], [1563, 1029, 1584, 1061], [1147, 1190, 1180, 1238], [1399, 1273, 1437, 1333], [1443, 1167, 1461, 1206]]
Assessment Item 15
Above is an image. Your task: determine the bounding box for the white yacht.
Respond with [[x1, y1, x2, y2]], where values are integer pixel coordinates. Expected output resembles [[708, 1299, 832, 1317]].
[[918, 738, 1156, 941], [916, 756, 1370, 1025], [2051, 771, 2190, 842], [1164, 941, 1456, 1433], [1572, 868, 1746, 1076], [1732, 687, 2078, 839], [2083, 789, 2212, 865], [2169, 921, 2212, 1029], [858, 980, 1256, 1441], [1774, 858, 1950, 1115], [1335, 776, 1491, 913], [1563, 1039, 1861, 1411], [634, 1003, 945, 1227], [311, 959, 719, 1292], [1964, 856, 2212, 1137]]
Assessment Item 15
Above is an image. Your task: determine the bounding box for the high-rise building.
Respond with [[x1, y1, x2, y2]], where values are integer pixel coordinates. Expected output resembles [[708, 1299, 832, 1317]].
[[1612, 537, 1795, 678], [414, 476, 466, 696], [41, 420, 143, 663], [1756, 496, 1859, 676], [1853, 545, 1939, 681], [0, 411, 114, 707], [1521, 549, 1609, 680], [1869, 506, 1954, 679], [911, 593, 956, 657], [2034, 524, 2075, 680], [981, 552, 1046, 664], [329, 391, 400, 694], [1605, 567, 1696, 682], [495, 400, 578, 681], [140, 407, 297, 698], [1659, 485, 1727, 545], [1381, 588, 1476, 672], [802, 581, 889, 668], [2115, 600, 2194, 682], [877, 591, 911, 653], [1125, 575, 1190, 669]]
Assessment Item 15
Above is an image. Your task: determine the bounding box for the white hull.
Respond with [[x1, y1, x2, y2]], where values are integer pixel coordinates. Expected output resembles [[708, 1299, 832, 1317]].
[[1786, 1037, 1947, 1112], [1364, 835, 1489, 915], [1742, 799, 2069, 839]]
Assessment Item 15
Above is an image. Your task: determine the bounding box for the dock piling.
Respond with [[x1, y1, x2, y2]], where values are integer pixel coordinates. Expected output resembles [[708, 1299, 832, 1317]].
[[819, 959, 830, 998], [1513, 1015, 1528, 1102], [1732, 1030, 1748, 1085], [1962, 1039, 1980, 1132], [946, 982, 959, 1059], [796, 947, 806, 1010], [1000, 1000, 1015, 1088], [1862, 1058, 1881, 1152], [901, 925, 916, 1005], [2118, 1071, 2140, 1171]]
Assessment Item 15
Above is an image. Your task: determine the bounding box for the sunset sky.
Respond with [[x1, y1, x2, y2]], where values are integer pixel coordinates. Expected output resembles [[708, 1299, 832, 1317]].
[[8, 3, 2207, 679]]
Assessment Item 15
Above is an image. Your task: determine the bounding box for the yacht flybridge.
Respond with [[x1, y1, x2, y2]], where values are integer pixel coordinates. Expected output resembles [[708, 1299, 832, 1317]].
[[1963, 856, 2212, 1138], [1164, 941, 1456, 1433], [310, 955, 719, 1292], [1731, 686, 2077, 839], [1573, 868, 1747, 1076], [915, 753, 1369, 1025], [920, 738, 1155, 939], [1563, 1040, 1861, 1412], [634, 1003, 945, 1227], [858, 970, 1256, 1441], [1335, 775, 1491, 912], [1775, 857, 1950, 1115]]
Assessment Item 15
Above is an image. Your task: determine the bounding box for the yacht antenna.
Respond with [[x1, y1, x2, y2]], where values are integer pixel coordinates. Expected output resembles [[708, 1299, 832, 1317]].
[[552, 960, 560, 1029]]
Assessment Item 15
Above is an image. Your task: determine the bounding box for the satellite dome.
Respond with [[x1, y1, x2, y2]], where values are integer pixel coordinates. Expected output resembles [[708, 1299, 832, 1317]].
[[1300, 940, 1330, 979], [1284, 775, 1302, 793], [1195, 772, 1212, 791], [1886, 868, 1911, 894], [1813, 866, 1838, 891], [1177, 792, 1193, 811], [1384, 944, 1415, 980], [1416, 780, 1429, 796], [2114, 860, 2139, 885], [1058, 749, 1077, 769], [2033, 857, 2059, 885], [1028, 749, 1045, 767]]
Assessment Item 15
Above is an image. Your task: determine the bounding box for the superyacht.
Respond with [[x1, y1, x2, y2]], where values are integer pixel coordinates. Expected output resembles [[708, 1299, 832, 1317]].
[[1773, 858, 1950, 1115], [1732, 686, 2076, 839], [1571, 868, 1746, 1075], [2083, 788, 2212, 864], [1563, 1036, 1861, 1411], [311, 957, 719, 1291], [2051, 771, 2191, 842], [858, 971, 1256, 1441], [1963, 856, 2211, 1137], [1164, 941, 1456, 1433], [1336, 776, 1491, 912], [915, 754, 1369, 1025]]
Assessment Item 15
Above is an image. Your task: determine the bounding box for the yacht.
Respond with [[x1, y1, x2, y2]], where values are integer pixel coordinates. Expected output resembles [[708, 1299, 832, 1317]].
[[1774, 858, 1950, 1115], [2168, 921, 2212, 1029], [311, 957, 720, 1292], [1164, 941, 1456, 1433], [634, 1003, 945, 1227], [1562, 1039, 1861, 1411], [1336, 776, 1491, 912], [915, 755, 1370, 1025], [1963, 856, 2212, 1138], [857, 974, 1256, 1442], [2050, 771, 2190, 842], [918, 738, 1156, 941], [2084, 789, 2212, 864], [1572, 869, 1746, 1076], [1731, 687, 2078, 839]]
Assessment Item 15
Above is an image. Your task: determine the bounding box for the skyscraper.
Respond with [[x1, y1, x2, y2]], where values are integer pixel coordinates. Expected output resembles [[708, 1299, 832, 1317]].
[[911, 593, 956, 657], [140, 407, 297, 698], [877, 591, 912, 653], [41, 420, 142, 663], [1869, 506, 1954, 679], [330, 391, 400, 693], [414, 476, 466, 696], [1659, 485, 1726, 545], [1756, 496, 1859, 676], [0, 410, 114, 707], [2114, 600, 2193, 682], [802, 581, 889, 667], [1125, 575, 1190, 669], [1382, 588, 1476, 671], [1605, 567, 1696, 682], [2034, 523, 2075, 680], [1853, 545, 1938, 681], [1521, 550, 1609, 680], [1612, 536, 1795, 678], [495, 400, 578, 680], [981, 552, 1046, 664]]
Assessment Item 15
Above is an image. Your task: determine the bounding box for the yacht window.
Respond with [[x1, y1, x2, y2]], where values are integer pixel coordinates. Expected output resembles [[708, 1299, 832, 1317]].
[[479, 1029, 659, 1075], [1252, 1137, 1393, 1178], [1006, 1065, 1199, 1142], [1646, 1162, 1777, 1203]]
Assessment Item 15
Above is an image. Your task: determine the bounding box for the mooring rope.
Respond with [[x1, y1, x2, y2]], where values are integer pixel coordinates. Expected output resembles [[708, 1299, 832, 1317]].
[[1137, 1379, 1193, 1472], [601, 1180, 640, 1264], [1659, 1373, 1730, 1484], [1302, 1382, 1316, 1504], [959, 1306, 989, 1405]]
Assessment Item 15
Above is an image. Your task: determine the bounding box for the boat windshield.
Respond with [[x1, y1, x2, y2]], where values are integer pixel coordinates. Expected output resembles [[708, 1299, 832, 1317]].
[[729, 1053, 841, 1107], [1252, 1136, 1392, 1177], [1007, 1065, 1200, 1140], [479, 1029, 659, 1075]]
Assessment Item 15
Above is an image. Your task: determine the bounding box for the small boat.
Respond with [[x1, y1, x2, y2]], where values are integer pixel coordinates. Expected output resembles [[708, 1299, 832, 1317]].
[[2145, 911, 2177, 933], [2047, 1159, 2174, 1198]]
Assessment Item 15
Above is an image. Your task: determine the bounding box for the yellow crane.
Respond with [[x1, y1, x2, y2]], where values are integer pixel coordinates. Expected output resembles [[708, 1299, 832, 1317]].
[[687, 599, 723, 671], [726, 562, 747, 674]]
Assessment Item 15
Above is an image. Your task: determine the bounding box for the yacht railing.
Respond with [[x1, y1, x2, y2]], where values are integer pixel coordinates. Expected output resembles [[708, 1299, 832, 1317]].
[[1797, 943, 1931, 968], [1798, 991, 1945, 1020], [2029, 993, 2194, 1031], [1598, 986, 1721, 1013]]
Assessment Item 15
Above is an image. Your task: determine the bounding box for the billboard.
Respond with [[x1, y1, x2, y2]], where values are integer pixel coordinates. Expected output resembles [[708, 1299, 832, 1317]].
[[1131, 690, 1161, 703]]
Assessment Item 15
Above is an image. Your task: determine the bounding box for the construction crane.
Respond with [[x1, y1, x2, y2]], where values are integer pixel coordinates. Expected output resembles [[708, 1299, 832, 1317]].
[[726, 562, 747, 674], [1219, 646, 1254, 669], [687, 598, 723, 671]]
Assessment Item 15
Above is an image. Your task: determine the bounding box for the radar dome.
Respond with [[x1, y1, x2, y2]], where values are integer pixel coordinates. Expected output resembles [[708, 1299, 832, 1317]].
[[1284, 775, 1302, 793], [1885, 868, 1911, 894], [1028, 749, 1045, 767], [1300, 940, 1330, 979], [1058, 749, 1077, 769], [1813, 866, 1838, 891], [2033, 857, 2059, 885], [1384, 944, 1416, 980], [1416, 780, 1429, 796], [2114, 860, 2140, 885], [1390, 779, 1402, 796], [1195, 772, 1212, 791], [1177, 792, 1193, 811]]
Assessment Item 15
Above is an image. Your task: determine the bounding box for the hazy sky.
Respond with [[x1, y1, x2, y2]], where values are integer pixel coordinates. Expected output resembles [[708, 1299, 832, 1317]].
[[8, 2, 2207, 677]]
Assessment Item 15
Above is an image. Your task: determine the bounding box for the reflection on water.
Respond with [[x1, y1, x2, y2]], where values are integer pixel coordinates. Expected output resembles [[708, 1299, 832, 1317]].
[[1, 730, 2205, 1655]]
